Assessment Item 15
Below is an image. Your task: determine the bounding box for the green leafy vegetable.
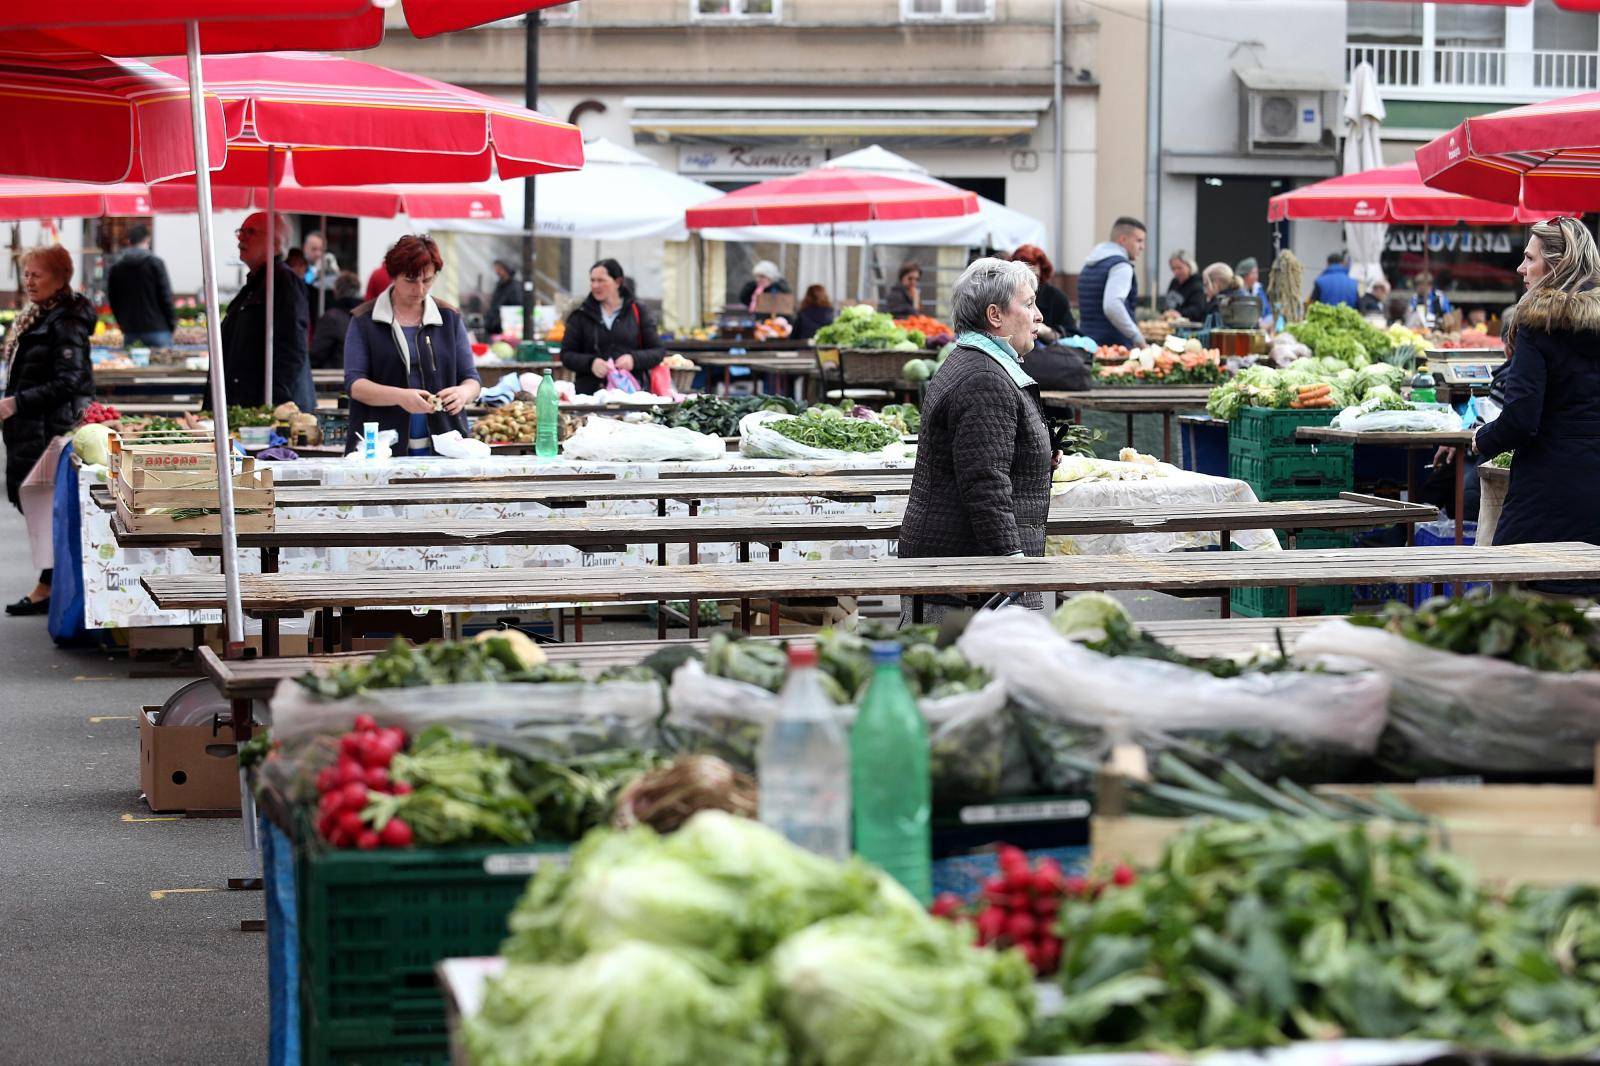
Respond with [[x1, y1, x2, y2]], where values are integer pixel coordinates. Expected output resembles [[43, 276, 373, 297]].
[[295, 637, 583, 699], [769, 409, 900, 452], [813, 304, 913, 349], [1350, 588, 1600, 671]]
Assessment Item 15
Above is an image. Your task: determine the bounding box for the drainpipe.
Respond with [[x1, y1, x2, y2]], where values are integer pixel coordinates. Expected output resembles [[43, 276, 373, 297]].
[[1144, 0, 1163, 309], [1052, 0, 1065, 263]]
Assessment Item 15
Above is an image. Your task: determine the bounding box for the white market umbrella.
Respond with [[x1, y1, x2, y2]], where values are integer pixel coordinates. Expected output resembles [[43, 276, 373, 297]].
[[1343, 62, 1388, 291]]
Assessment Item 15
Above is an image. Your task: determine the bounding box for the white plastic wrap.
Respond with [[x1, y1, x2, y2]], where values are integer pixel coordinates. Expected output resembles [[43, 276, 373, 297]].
[[957, 609, 1391, 790], [559, 416, 724, 462], [1330, 402, 1461, 434], [1295, 619, 1600, 772], [662, 659, 1030, 803], [737, 410, 907, 462]]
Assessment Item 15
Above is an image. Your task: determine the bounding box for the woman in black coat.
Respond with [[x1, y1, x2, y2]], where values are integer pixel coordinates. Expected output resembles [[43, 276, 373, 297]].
[[1, 245, 95, 614], [900, 257, 1052, 624], [1475, 217, 1600, 594], [558, 258, 666, 394], [1163, 251, 1207, 323]]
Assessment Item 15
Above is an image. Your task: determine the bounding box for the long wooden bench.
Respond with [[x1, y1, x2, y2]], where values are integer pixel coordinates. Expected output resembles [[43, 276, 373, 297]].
[[147, 542, 1600, 655]]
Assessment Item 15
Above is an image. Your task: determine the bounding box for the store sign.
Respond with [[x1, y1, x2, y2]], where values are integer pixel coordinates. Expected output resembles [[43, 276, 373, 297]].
[[678, 145, 820, 176], [1386, 229, 1515, 255]]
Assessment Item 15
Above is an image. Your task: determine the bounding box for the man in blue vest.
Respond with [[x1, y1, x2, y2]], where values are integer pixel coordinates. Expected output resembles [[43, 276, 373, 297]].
[[1308, 251, 1360, 309], [1077, 216, 1147, 348], [1407, 271, 1452, 328]]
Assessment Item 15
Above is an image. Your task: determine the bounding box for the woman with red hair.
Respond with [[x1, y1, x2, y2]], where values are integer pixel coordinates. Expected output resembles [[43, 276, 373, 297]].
[[343, 234, 481, 455], [1009, 244, 1076, 344]]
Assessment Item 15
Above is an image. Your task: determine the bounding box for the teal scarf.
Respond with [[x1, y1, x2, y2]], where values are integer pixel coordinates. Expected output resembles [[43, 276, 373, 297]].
[[958, 330, 1036, 389]]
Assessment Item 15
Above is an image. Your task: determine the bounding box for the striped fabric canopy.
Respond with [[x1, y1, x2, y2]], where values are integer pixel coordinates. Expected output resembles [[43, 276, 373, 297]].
[[1416, 93, 1600, 213], [1268, 162, 1541, 224], [685, 167, 981, 228]]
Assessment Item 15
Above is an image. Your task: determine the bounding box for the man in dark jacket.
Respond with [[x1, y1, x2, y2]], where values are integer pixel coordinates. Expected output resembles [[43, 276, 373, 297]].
[[1077, 217, 1146, 348], [215, 211, 315, 412], [1309, 252, 1360, 309], [484, 260, 522, 336], [107, 225, 176, 347]]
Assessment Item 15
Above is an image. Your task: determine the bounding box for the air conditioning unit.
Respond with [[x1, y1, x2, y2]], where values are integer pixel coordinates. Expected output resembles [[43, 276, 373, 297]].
[[1248, 92, 1324, 147]]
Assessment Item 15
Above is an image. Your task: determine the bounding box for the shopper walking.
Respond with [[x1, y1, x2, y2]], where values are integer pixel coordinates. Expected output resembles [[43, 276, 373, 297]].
[[1474, 217, 1600, 593], [107, 225, 176, 347], [1309, 251, 1360, 309], [899, 257, 1052, 623], [1, 245, 95, 615], [558, 258, 666, 394], [344, 235, 480, 455], [1078, 217, 1146, 348], [216, 211, 315, 412]]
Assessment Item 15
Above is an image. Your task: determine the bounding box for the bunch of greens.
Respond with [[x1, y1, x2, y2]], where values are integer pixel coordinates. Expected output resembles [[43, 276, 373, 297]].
[[1287, 302, 1391, 368], [700, 628, 987, 706], [363, 725, 537, 845], [472, 812, 1034, 1066], [1052, 593, 1292, 681], [1351, 589, 1600, 672], [665, 394, 799, 437], [1205, 356, 1400, 420], [227, 405, 275, 427], [1057, 423, 1104, 458], [296, 635, 581, 699], [1036, 818, 1600, 1056], [879, 403, 921, 435], [509, 748, 664, 842], [1491, 451, 1513, 468], [769, 408, 901, 452], [813, 304, 915, 350]]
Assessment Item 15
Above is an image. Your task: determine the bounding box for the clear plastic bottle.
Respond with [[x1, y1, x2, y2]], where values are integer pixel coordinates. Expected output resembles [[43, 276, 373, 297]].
[[534, 369, 559, 458], [851, 642, 932, 903], [758, 644, 851, 861]]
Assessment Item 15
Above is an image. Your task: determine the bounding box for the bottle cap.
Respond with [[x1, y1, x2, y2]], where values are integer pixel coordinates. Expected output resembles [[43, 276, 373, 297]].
[[788, 643, 818, 667], [870, 641, 901, 664]]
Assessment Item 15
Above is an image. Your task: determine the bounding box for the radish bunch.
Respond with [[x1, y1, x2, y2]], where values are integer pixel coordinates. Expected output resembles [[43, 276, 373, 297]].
[[314, 714, 414, 849], [929, 845, 1137, 976]]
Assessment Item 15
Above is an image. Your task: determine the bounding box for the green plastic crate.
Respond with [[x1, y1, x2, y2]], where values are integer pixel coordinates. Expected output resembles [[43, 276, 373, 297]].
[[1228, 449, 1352, 496], [1229, 582, 1354, 618], [1270, 527, 1354, 551], [1230, 406, 1343, 452], [296, 836, 567, 1064]]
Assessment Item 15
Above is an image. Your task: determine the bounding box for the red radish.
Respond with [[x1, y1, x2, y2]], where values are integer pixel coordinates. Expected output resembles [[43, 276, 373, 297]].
[[318, 791, 342, 816], [337, 810, 364, 838], [1004, 912, 1037, 943], [379, 818, 413, 847], [339, 732, 363, 758], [341, 782, 368, 811], [1033, 859, 1065, 892], [328, 826, 353, 848], [356, 830, 381, 850], [975, 907, 1006, 946], [1019, 940, 1042, 969], [929, 893, 963, 919], [982, 883, 1011, 907], [1037, 937, 1062, 974], [1032, 894, 1061, 918], [1007, 892, 1031, 912], [317, 812, 337, 839], [391, 781, 414, 796], [380, 727, 407, 755], [315, 767, 338, 794], [997, 845, 1028, 876], [363, 766, 390, 791], [358, 734, 391, 769], [352, 713, 378, 733], [1112, 863, 1137, 887], [1062, 874, 1091, 898], [1001, 870, 1035, 894], [336, 757, 364, 786]]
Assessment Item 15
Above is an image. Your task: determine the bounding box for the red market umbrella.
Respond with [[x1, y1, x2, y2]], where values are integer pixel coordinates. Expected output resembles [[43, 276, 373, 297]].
[[0, 46, 226, 184], [0, 175, 502, 221], [0, 1, 576, 55], [151, 52, 584, 185], [0, 178, 162, 218], [1416, 93, 1600, 213], [684, 167, 981, 228], [1268, 162, 1541, 224]]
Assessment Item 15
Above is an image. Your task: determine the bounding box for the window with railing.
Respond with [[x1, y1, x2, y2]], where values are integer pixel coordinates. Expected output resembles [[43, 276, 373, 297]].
[[1535, 0, 1599, 89], [1347, 0, 1423, 86], [692, 0, 780, 21], [902, 0, 995, 21]]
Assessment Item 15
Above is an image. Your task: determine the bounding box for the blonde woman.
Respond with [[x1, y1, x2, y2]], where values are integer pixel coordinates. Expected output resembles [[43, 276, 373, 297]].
[[1475, 217, 1600, 589], [1201, 261, 1239, 320], [1162, 250, 1205, 321]]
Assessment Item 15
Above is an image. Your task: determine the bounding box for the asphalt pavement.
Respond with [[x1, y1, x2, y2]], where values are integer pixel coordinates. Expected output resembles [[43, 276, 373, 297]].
[[0, 497, 267, 1064]]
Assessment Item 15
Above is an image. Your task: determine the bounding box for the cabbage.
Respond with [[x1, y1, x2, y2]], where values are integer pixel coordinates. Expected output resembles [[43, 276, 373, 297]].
[[490, 340, 515, 359], [769, 912, 1034, 1066], [902, 359, 933, 383], [1052, 591, 1134, 642], [72, 422, 115, 467], [466, 942, 783, 1066]]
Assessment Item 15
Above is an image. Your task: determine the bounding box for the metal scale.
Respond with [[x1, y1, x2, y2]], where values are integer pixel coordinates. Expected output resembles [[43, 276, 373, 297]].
[[1427, 347, 1506, 404]]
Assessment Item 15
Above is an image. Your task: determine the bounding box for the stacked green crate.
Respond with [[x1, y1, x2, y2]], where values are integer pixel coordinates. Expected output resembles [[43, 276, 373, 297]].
[[1227, 407, 1355, 617]]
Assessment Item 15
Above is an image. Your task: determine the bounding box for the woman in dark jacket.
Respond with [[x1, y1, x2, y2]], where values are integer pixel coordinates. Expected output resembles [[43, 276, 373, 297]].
[[737, 259, 791, 311], [484, 259, 521, 337], [1011, 244, 1077, 342], [1, 245, 95, 614], [1163, 251, 1207, 322], [794, 284, 836, 341], [884, 260, 924, 317], [559, 259, 666, 394], [899, 257, 1052, 624], [309, 271, 363, 370], [1475, 217, 1600, 594]]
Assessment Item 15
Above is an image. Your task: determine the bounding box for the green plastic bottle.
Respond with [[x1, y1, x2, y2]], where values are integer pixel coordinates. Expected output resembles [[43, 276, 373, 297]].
[[534, 369, 559, 458], [850, 641, 931, 903]]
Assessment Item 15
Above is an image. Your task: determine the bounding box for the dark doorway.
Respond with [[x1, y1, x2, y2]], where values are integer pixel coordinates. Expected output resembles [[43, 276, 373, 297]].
[[940, 176, 1006, 205], [1194, 175, 1286, 273]]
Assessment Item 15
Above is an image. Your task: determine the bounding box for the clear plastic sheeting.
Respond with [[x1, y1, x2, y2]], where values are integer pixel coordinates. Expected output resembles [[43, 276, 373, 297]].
[[737, 411, 910, 463], [1047, 468, 1282, 556], [1296, 619, 1600, 773], [1330, 401, 1462, 434], [559, 417, 725, 463], [957, 609, 1390, 791]]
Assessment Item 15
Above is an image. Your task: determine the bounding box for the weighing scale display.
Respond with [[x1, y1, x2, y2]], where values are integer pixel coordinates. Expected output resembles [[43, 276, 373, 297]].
[[1445, 364, 1494, 382]]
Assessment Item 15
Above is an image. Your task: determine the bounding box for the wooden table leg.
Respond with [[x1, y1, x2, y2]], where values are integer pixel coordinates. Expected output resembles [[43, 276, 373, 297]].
[[320, 608, 335, 653], [1125, 412, 1135, 449], [1162, 413, 1172, 464], [340, 607, 354, 652], [1285, 530, 1298, 618], [657, 498, 667, 567], [912, 595, 925, 624], [738, 541, 752, 633], [1218, 529, 1232, 618], [1405, 450, 1418, 546], [768, 542, 782, 636], [688, 500, 700, 565], [574, 606, 584, 643]]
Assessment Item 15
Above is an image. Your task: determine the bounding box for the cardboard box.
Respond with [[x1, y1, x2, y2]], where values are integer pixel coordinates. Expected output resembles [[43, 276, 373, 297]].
[[1092, 784, 1600, 889], [139, 704, 242, 813]]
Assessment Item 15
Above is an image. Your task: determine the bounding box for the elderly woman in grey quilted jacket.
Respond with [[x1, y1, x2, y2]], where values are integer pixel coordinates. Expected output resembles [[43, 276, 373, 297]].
[[899, 257, 1053, 623]]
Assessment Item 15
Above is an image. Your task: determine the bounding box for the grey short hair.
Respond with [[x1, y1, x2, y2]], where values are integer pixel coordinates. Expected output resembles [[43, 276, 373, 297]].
[[950, 257, 1037, 334]]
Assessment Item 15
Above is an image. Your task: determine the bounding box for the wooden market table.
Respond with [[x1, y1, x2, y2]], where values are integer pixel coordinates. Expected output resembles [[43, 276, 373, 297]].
[[1295, 426, 1477, 546], [1041, 386, 1216, 463], [146, 541, 1600, 654]]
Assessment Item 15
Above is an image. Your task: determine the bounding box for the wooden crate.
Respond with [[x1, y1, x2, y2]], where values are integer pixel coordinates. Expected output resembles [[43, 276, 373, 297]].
[[1092, 783, 1600, 889], [113, 455, 275, 535]]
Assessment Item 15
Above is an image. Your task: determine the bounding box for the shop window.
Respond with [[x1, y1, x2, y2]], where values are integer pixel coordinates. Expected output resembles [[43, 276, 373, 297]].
[[902, 0, 995, 21], [692, 0, 780, 22]]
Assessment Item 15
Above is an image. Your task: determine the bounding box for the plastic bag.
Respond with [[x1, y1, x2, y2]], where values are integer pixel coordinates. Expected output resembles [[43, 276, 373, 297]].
[[1295, 619, 1600, 773], [560, 416, 724, 462], [662, 660, 1030, 806], [1331, 401, 1461, 434], [431, 429, 491, 459], [605, 367, 640, 393], [737, 410, 906, 462], [648, 363, 675, 397], [957, 609, 1391, 792]]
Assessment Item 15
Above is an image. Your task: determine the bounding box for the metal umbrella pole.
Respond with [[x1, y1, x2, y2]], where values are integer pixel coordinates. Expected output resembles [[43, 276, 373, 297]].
[[263, 146, 277, 406], [317, 212, 327, 319], [184, 22, 244, 656]]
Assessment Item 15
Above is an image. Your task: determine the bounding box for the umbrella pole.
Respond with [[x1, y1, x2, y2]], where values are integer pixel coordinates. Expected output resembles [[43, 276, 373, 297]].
[[184, 22, 245, 656], [317, 213, 327, 320], [829, 224, 837, 301], [264, 150, 277, 406]]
